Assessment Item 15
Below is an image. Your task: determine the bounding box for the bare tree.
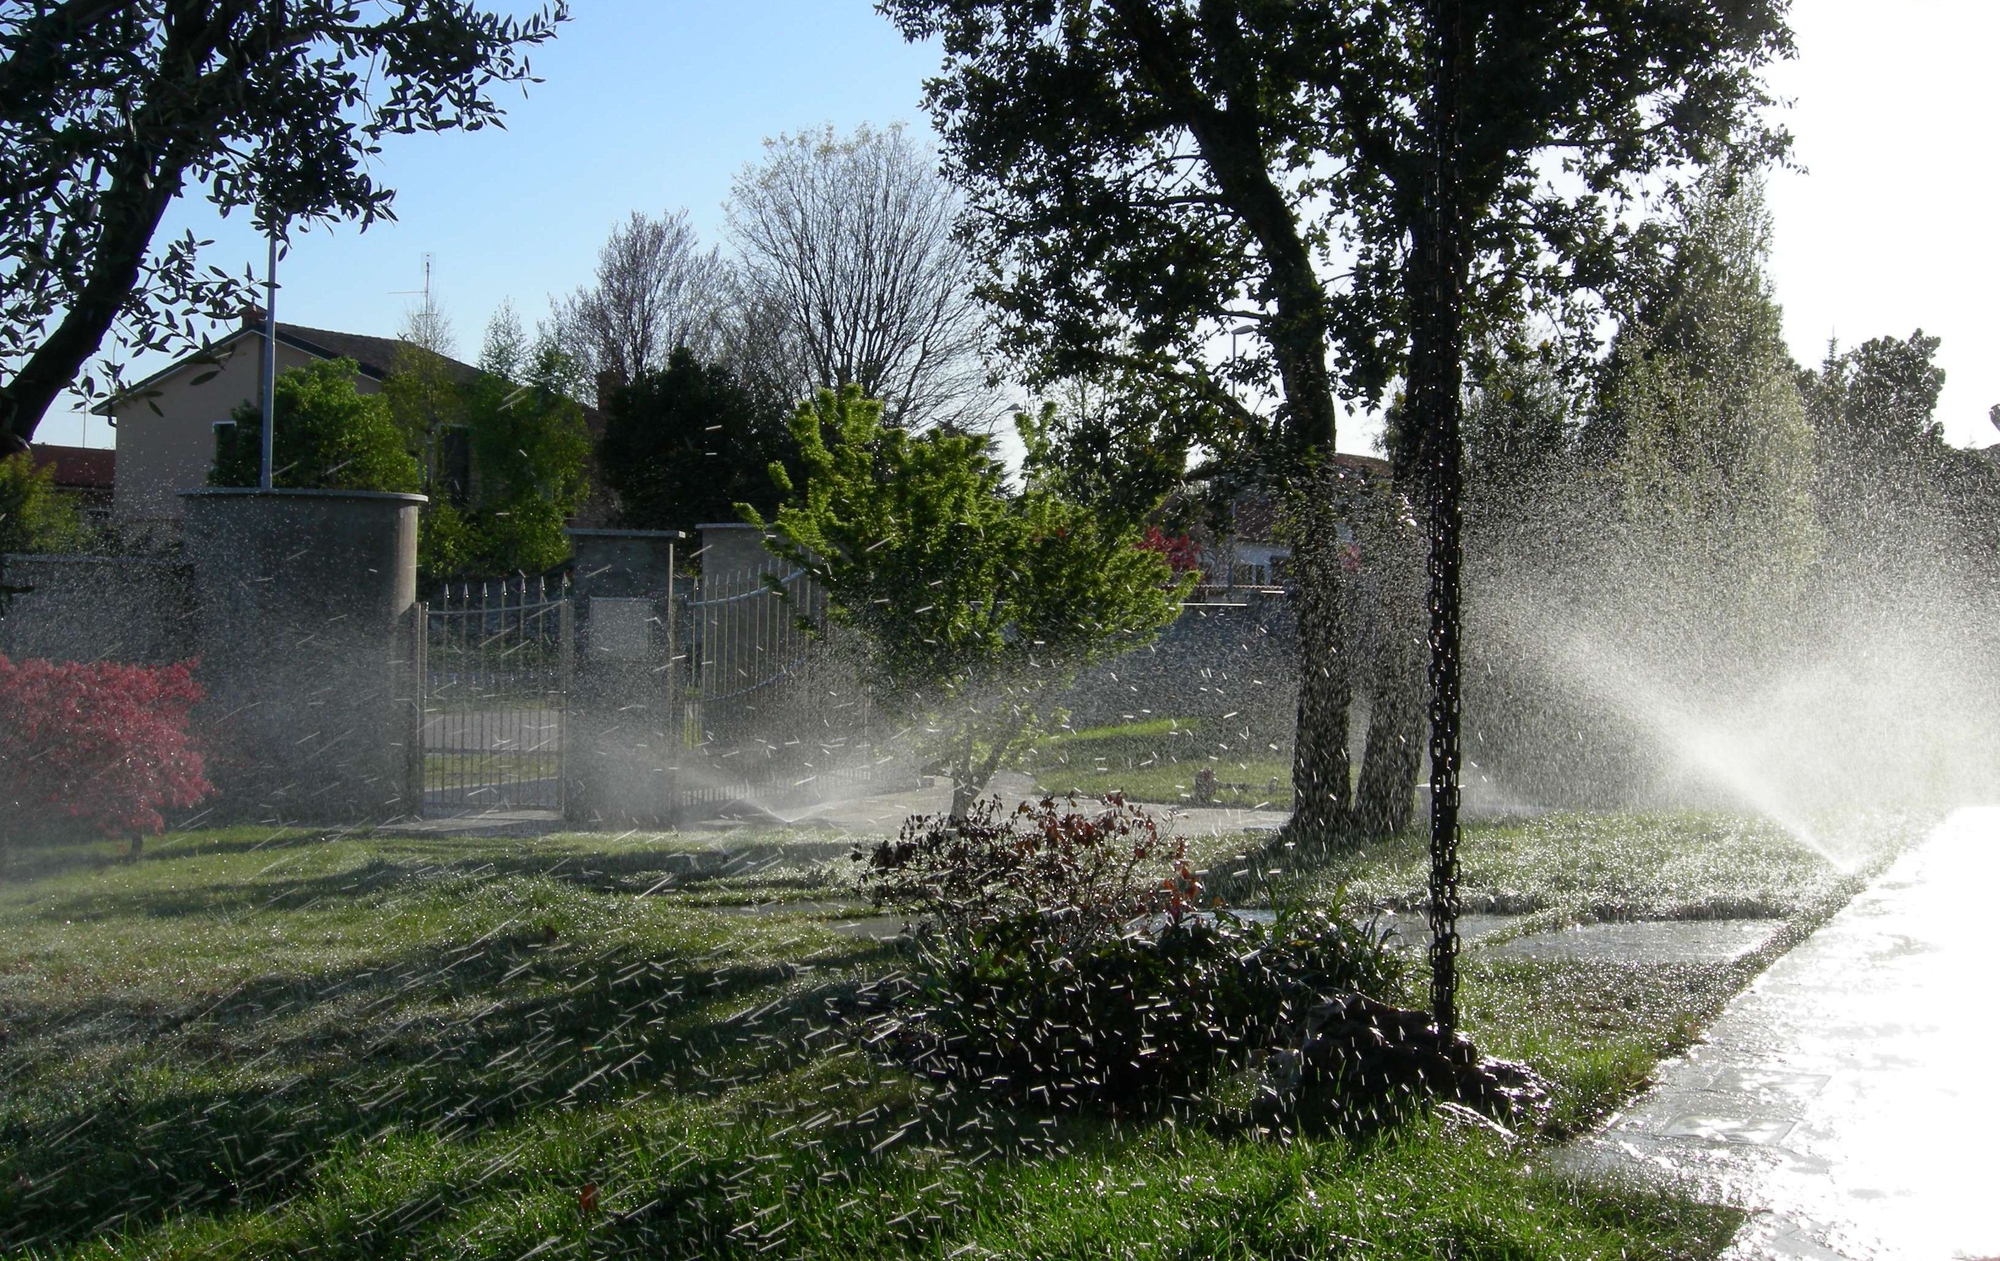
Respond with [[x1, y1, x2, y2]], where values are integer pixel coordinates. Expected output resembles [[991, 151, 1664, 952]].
[[726, 124, 988, 430], [549, 209, 726, 402]]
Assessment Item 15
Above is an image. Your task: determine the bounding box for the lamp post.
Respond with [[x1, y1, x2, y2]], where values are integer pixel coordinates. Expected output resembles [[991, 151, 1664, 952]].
[[260, 225, 278, 490]]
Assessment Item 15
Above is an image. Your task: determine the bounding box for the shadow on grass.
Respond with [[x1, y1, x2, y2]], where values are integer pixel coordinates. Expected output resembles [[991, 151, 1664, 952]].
[[14, 841, 863, 928], [0, 924, 900, 1254]]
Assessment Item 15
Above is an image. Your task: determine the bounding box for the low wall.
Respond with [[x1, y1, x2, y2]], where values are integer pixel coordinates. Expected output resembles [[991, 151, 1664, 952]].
[[1062, 593, 1298, 738], [0, 554, 195, 664]]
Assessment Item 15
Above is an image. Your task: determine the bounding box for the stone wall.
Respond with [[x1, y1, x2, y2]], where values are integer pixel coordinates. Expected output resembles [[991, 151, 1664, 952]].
[[0, 554, 195, 664]]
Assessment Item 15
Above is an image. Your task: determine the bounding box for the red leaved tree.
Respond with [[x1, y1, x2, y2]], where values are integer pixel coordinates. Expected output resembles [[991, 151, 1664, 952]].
[[1138, 526, 1201, 577], [0, 655, 214, 844]]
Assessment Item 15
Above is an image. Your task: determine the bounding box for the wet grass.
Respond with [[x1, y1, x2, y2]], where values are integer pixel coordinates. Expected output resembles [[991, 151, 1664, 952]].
[[0, 814, 1824, 1259], [1276, 808, 1933, 923], [1016, 718, 1295, 808]]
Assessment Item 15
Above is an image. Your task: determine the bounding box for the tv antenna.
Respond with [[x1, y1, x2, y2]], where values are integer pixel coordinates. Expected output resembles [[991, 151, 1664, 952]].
[[390, 253, 436, 305]]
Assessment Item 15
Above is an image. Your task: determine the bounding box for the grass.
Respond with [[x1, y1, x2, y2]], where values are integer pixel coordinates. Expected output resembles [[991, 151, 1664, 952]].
[[1016, 718, 1295, 808], [0, 805, 1929, 1259]]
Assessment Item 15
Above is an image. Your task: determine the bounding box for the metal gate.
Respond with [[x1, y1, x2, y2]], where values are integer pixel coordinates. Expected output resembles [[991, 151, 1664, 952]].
[[417, 576, 572, 815], [674, 564, 878, 815]]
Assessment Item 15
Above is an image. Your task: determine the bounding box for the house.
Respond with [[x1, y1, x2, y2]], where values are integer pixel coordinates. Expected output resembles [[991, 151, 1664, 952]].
[[95, 313, 480, 532], [1193, 452, 1393, 590], [27, 443, 116, 525]]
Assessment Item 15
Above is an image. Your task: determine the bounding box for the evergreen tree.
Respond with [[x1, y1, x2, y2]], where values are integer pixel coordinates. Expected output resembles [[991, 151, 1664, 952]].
[[1589, 173, 1819, 619], [750, 387, 1185, 818], [598, 347, 800, 538]]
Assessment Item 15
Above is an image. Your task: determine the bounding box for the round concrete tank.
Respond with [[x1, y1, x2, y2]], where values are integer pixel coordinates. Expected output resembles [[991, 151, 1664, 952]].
[[180, 488, 424, 821]]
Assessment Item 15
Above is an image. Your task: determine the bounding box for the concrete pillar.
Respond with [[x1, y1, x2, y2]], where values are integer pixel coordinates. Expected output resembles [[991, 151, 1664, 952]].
[[180, 488, 423, 822]]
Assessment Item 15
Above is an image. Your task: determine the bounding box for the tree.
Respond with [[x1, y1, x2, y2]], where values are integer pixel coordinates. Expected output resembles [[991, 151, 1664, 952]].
[[211, 357, 419, 493], [0, 0, 565, 454], [381, 299, 468, 495], [547, 209, 727, 404], [479, 299, 528, 381], [882, 0, 1790, 854], [598, 346, 800, 537], [882, 0, 1791, 1030], [749, 386, 1185, 818], [727, 124, 989, 431], [1590, 172, 1820, 631], [1799, 328, 2000, 590], [422, 347, 593, 579], [1459, 336, 1574, 524]]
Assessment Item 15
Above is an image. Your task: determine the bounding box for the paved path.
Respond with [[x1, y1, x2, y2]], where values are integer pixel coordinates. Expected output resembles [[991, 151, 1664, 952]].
[[1573, 807, 2000, 1261]]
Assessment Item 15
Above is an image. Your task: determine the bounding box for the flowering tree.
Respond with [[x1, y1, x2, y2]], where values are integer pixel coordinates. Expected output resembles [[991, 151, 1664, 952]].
[[0, 655, 213, 847]]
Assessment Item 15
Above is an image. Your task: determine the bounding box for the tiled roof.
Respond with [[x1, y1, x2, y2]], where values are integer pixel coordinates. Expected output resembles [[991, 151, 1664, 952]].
[[278, 324, 481, 385], [29, 443, 115, 489], [98, 319, 481, 410]]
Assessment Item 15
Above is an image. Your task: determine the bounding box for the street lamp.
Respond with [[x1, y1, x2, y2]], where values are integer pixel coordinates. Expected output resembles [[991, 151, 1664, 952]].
[[260, 225, 278, 490]]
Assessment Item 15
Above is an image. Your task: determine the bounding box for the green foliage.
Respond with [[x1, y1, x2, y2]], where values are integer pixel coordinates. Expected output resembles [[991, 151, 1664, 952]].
[[384, 337, 593, 581], [209, 358, 421, 494], [1015, 372, 1200, 532], [1461, 338, 1575, 520], [883, 0, 1791, 460], [1588, 174, 1819, 608], [751, 386, 1186, 811], [1802, 330, 1947, 471], [0, 451, 91, 555], [381, 342, 467, 463], [1800, 329, 2000, 579], [0, 2, 563, 448], [599, 346, 799, 534]]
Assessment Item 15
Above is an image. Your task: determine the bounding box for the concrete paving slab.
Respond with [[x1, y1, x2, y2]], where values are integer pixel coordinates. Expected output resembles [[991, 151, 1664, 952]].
[[1569, 806, 2000, 1260], [1484, 918, 1787, 966]]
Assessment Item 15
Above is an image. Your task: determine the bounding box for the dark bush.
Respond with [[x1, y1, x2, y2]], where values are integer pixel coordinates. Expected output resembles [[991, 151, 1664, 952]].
[[859, 795, 1403, 1109]]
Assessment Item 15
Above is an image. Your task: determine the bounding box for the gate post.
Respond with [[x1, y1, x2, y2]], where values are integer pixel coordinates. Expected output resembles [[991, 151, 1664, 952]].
[[565, 529, 683, 827], [180, 488, 425, 822], [558, 596, 575, 820]]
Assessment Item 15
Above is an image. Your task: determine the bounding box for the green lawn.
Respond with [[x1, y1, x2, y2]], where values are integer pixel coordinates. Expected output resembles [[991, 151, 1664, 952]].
[[1016, 718, 1295, 808], [0, 809, 1927, 1259]]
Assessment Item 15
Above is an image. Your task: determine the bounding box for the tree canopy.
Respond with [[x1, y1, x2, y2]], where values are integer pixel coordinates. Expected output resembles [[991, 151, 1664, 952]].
[[882, 0, 1791, 469], [413, 346, 593, 580], [0, 0, 565, 452], [0, 449, 90, 556], [727, 124, 989, 431], [598, 347, 800, 537]]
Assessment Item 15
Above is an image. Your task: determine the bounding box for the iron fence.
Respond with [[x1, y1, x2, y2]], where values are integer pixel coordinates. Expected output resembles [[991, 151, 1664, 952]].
[[418, 575, 572, 814]]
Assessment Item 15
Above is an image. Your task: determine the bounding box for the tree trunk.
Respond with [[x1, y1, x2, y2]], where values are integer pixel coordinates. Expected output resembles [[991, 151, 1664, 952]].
[[1282, 471, 1353, 850], [0, 144, 182, 448], [1351, 492, 1427, 839]]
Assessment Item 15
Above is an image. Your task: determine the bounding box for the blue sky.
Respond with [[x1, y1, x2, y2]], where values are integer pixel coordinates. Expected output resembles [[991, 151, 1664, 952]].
[[41, 0, 2000, 456]]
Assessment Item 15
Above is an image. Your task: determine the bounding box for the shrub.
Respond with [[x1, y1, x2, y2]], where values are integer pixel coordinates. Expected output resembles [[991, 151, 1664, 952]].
[[860, 795, 1402, 1109], [0, 655, 214, 839], [0, 451, 92, 556]]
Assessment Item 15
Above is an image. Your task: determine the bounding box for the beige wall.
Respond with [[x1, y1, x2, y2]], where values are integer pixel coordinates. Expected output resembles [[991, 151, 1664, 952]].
[[111, 340, 381, 524]]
